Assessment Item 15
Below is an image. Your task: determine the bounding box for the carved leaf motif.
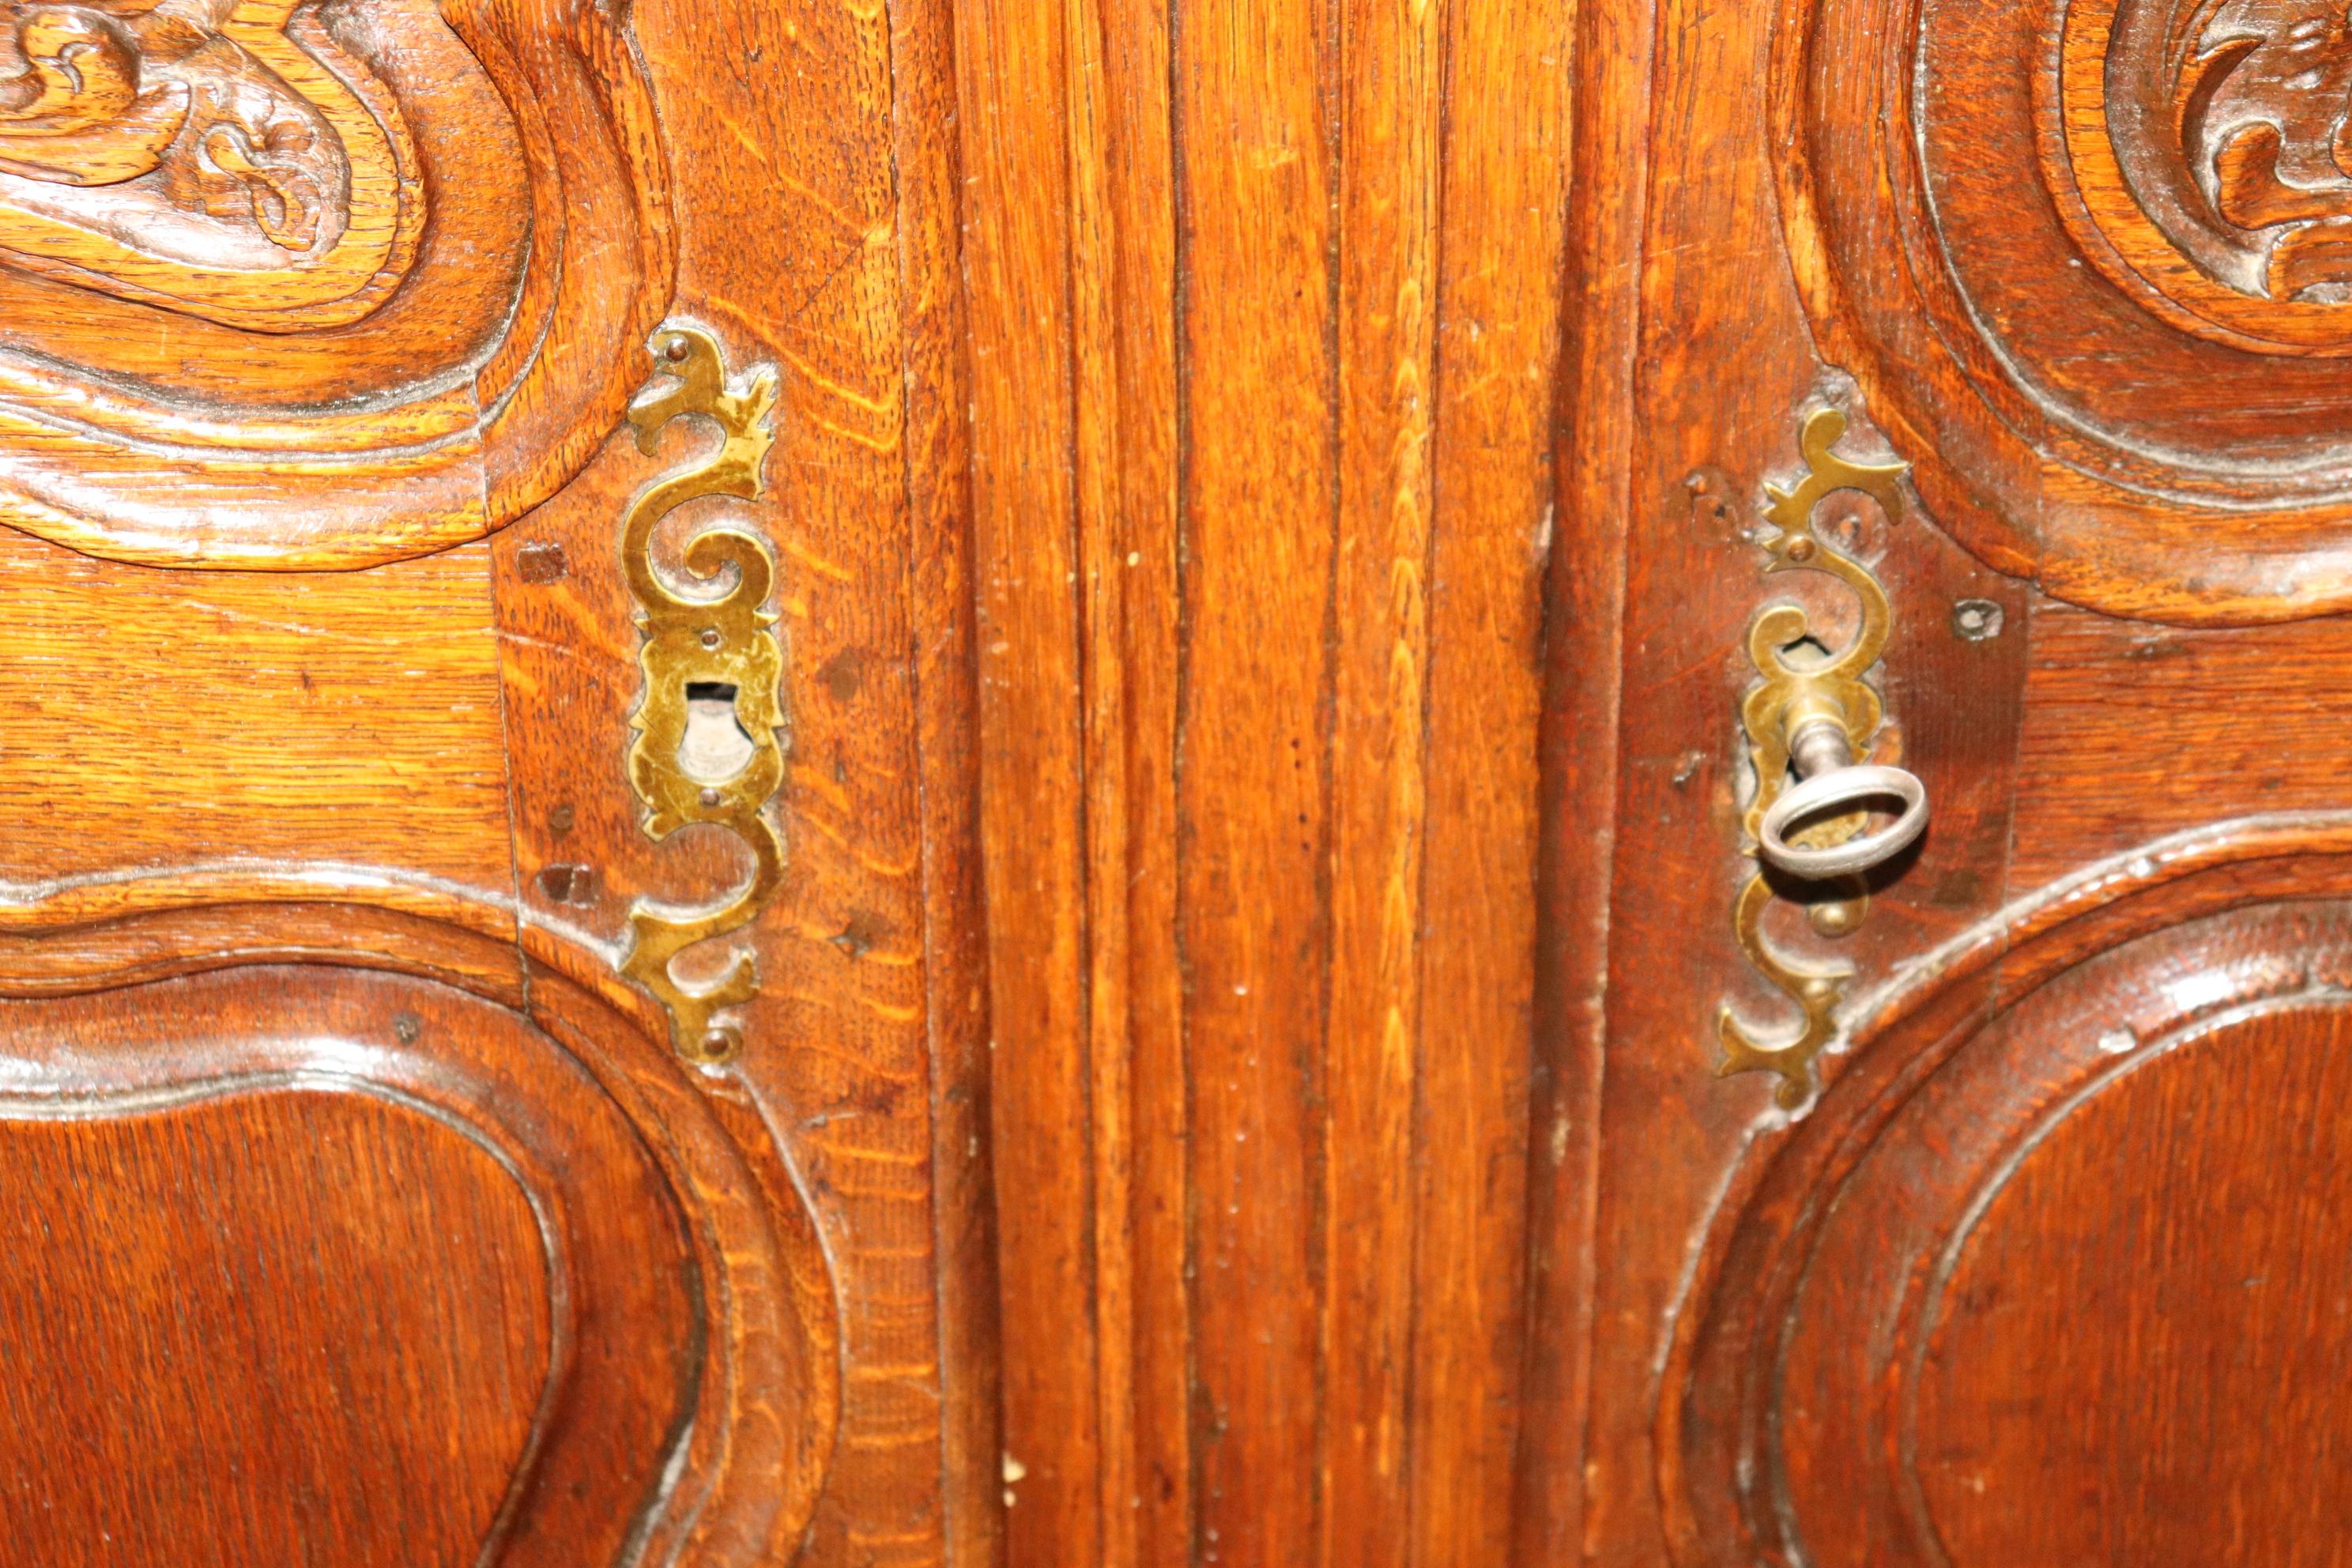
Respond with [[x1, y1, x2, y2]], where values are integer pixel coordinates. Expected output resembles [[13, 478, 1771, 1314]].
[[0, 6, 190, 183], [2162, 0, 2352, 301], [1778, 0, 2352, 620], [0, 0, 373, 280], [0, 0, 679, 570]]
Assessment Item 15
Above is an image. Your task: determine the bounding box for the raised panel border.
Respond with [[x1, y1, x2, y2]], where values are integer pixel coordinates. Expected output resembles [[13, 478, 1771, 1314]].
[[0, 866, 840, 1566], [1773, 0, 2352, 624], [1657, 812, 2352, 1565], [0, 0, 676, 570]]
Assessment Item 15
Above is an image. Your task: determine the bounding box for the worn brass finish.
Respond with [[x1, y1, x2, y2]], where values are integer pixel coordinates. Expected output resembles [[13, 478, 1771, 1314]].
[[1719, 409, 1909, 1110], [619, 323, 786, 1066]]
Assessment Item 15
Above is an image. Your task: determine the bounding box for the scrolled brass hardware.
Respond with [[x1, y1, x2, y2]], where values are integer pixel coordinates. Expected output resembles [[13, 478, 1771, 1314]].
[[618, 322, 786, 1068], [1718, 409, 1929, 1110]]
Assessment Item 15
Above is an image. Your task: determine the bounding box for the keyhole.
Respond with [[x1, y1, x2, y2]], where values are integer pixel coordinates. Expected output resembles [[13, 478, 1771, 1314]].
[[679, 680, 756, 784], [1777, 632, 1833, 671]]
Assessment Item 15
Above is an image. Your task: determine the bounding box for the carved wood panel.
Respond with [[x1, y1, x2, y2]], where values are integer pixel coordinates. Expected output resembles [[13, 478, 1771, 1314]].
[[1661, 830, 2352, 1566], [0, 908, 840, 1567], [1779, 0, 2352, 620], [0, 0, 997, 1555], [1543, 0, 2352, 1554], [0, 0, 673, 567]]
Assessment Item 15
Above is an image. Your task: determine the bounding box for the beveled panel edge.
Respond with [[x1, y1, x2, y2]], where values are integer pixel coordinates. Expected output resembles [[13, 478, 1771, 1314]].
[[1655, 809, 2352, 1565], [0, 0, 678, 572], [0, 865, 842, 1567], [1771, 0, 2352, 625]]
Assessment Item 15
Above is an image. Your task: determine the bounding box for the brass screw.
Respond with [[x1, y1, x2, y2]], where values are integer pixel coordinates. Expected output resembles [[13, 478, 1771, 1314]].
[[1810, 899, 1864, 937], [1785, 537, 1816, 563]]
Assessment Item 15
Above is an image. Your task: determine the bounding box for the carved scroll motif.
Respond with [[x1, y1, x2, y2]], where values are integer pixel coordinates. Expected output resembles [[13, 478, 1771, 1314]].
[[2065, 0, 2352, 343], [0, 0, 676, 570], [2185, 2, 2352, 299], [1779, 0, 2352, 619], [0, 0, 414, 327]]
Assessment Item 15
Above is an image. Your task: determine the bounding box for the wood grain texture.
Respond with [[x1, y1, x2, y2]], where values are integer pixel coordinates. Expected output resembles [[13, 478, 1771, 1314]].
[[2008, 600, 2352, 890], [1577, 0, 2040, 1556], [0, 0, 673, 567], [1665, 872, 2352, 1568], [0, 0, 998, 1555], [1566, 0, 2352, 1559], [948, 0, 2352, 1559], [1917, 1005, 2352, 1566], [1517, 0, 1642, 1555], [1777, 0, 2352, 619], [620, 0, 993, 1559], [0, 532, 512, 892], [958, 0, 1571, 1560], [1067, 2, 1189, 1562], [956, 0, 1192, 1558], [57, 0, 2352, 1557], [1174, 2, 1341, 1562], [0, 1087, 552, 1568], [1407, 2, 1570, 1558], [0, 962, 707, 1566], [1324, 0, 1442, 1558], [953, 0, 1100, 1555], [888, 0, 1010, 1551]]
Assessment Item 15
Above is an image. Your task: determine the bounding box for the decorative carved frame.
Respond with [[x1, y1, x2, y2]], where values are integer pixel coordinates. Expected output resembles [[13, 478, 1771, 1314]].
[[0, 0, 676, 569], [1775, 0, 2352, 622], [1664, 814, 2352, 1564], [0, 865, 842, 1564]]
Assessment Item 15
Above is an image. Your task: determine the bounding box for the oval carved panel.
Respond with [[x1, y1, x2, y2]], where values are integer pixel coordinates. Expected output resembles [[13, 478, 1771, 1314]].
[[1, 1080, 571, 1565], [1779, 0, 2352, 620], [0, 931, 838, 1566], [1664, 850, 2352, 1566], [0, 0, 673, 567], [2062, 0, 2352, 350]]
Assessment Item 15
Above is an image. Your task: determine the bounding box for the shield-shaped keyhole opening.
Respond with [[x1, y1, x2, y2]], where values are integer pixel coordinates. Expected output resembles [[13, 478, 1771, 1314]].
[[679, 680, 757, 786]]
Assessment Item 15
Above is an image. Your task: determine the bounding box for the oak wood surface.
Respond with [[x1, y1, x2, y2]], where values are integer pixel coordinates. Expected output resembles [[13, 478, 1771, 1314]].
[[0, 0, 674, 567], [0, 533, 511, 891], [1565, 0, 2352, 1564], [1913, 1004, 2352, 1565], [0, 0, 995, 1560], [1662, 865, 2352, 1567], [0, 963, 703, 1566], [0, 1084, 552, 1567], [25, 0, 2352, 1561], [957, 1, 1571, 1564]]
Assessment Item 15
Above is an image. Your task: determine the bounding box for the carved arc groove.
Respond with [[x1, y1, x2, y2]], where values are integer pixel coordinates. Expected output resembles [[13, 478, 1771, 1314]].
[[0, 880, 841, 1566], [0, 0, 416, 328], [1775, 0, 2352, 620], [1664, 813, 2352, 1567], [0, 0, 678, 569]]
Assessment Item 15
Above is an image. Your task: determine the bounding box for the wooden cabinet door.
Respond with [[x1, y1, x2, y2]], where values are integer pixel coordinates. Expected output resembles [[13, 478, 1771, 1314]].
[[0, 3, 993, 1564], [1565, 0, 2352, 1562]]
